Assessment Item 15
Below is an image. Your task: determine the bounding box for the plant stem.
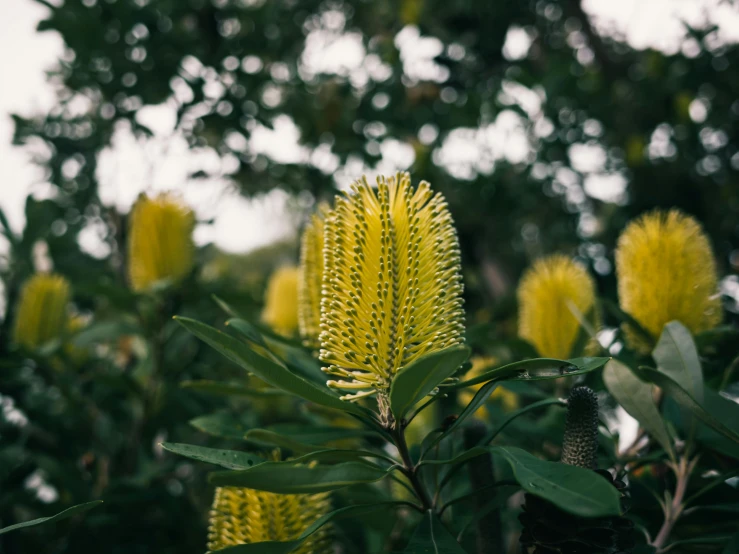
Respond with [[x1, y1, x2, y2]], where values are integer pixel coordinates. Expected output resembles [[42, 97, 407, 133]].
[[393, 427, 433, 511], [652, 456, 697, 552]]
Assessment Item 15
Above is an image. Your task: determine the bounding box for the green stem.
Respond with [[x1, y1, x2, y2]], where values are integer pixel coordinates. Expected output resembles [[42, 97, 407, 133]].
[[393, 427, 433, 511]]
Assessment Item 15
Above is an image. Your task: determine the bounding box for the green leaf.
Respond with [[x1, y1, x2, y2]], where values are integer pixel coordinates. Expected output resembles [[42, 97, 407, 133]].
[[601, 299, 655, 346], [181, 380, 285, 398], [494, 446, 621, 517], [404, 511, 466, 553], [390, 346, 470, 420], [637, 368, 739, 445], [723, 531, 739, 554], [209, 503, 402, 554], [652, 321, 704, 403], [160, 442, 264, 470], [603, 360, 675, 459], [0, 500, 103, 536], [175, 317, 369, 418], [209, 461, 389, 493], [70, 320, 141, 347], [190, 413, 251, 440]]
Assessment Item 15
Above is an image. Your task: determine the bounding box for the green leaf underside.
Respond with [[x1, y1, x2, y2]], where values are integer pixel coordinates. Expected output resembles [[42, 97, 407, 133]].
[[403, 511, 466, 553], [175, 317, 369, 418], [210, 503, 403, 554], [0, 501, 103, 536], [390, 346, 470, 419], [208, 461, 389, 493], [421, 446, 620, 518], [161, 442, 264, 470], [652, 321, 704, 404], [603, 360, 675, 458], [637, 368, 739, 446], [450, 357, 610, 388]]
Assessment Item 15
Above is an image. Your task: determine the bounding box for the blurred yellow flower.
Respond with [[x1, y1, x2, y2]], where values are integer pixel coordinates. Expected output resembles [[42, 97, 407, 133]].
[[517, 255, 598, 360], [262, 266, 300, 336], [298, 206, 329, 347], [615, 209, 721, 353], [320, 173, 465, 401], [459, 356, 519, 419], [208, 486, 332, 553], [127, 192, 195, 292], [13, 273, 71, 351]]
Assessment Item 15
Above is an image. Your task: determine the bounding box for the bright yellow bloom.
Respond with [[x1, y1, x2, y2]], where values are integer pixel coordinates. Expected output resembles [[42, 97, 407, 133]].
[[262, 266, 300, 336], [127, 192, 195, 292], [459, 357, 519, 418], [517, 255, 597, 360], [298, 206, 329, 346], [615, 209, 721, 353], [207, 486, 332, 553], [320, 173, 465, 400], [13, 274, 71, 351]]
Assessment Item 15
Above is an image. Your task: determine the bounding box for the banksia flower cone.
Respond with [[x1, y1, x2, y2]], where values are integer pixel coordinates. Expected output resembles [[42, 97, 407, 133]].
[[127, 192, 195, 292], [520, 386, 635, 553], [207, 486, 332, 553], [517, 255, 598, 359], [615, 209, 721, 353], [320, 173, 465, 401], [298, 206, 329, 347], [13, 274, 71, 350], [262, 266, 300, 336]]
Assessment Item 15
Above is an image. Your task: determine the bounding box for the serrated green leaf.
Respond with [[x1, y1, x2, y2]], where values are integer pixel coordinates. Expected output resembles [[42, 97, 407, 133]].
[[0, 500, 103, 536], [161, 442, 264, 470]]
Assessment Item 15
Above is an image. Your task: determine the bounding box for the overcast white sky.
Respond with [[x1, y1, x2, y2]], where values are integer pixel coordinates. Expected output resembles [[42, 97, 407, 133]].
[[1, 0, 737, 256]]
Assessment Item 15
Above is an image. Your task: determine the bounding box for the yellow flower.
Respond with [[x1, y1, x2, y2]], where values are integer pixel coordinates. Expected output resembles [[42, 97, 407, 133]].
[[127, 192, 195, 292], [207, 486, 332, 553], [262, 266, 300, 336], [13, 274, 71, 351], [320, 173, 465, 401], [615, 209, 721, 353], [298, 206, 329, 347], [517, 255, 598, 360], [459, 357, 519, 418]]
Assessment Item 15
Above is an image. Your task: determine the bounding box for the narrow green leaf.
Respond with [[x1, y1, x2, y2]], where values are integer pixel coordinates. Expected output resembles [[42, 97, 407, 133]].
[[190, 413, 250, 440], [181, 380, 284, 398], [652, 321, 704, 403], [638, 368, 739, 446], [244, 430, 326, 454], [209, 461, 389, 493], [210, 503, 402, 554], [603, 360, 675, 459], [404, 511, 466, 553], [161, 442, 264, 470], [0, 500, 103, 536], [723, 531, 739, 554], [175, 317, 368, 418], [390, 346, 470, 420]]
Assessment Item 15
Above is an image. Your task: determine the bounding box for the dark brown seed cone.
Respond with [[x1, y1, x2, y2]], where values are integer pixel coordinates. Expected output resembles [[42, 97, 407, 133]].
[[561, 386, 599, 469]]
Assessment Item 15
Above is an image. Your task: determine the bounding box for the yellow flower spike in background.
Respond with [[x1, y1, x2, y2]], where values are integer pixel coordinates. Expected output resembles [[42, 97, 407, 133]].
[[517, 255, 598, 360], [298, 205, 329, 346], [13, 273, 71, 351], [615, 209, 721, 353], [127, 192, 195, 292], [320, 172, 465, 401], [207, 487, 332, 553], [262, 266, 300, 336], [459, 356, 519, 419]]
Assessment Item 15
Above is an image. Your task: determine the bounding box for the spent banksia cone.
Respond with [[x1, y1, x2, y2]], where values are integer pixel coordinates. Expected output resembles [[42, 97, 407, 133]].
[[13, 273, 71, 351], [520, 386, 635, 554], [127, 192, 195, 292], [517, 255, 598, 360], [319, 173, 465, 401], [615, 209, 721, 353]]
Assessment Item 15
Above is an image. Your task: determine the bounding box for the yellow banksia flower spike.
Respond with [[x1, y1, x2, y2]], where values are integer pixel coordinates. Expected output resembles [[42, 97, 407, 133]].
[[127, 192, 195, 292], [298, 205, 330, 346], [615, 209, 721, 353], [459, 356, 519, 418], [13, 273, 71, 351], [207, 487, 332, 553], [319, 172, 465, 401], [262, 266, 300, 336], [517, 255, 598, 360]]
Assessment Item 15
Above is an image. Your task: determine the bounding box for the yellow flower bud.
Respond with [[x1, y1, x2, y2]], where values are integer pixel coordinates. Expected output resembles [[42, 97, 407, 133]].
[[517, 255, 598, 360], [262, 266, 300, 336], [615, 209, 721, 353], [127, 193, 195, 292], [320, 173, 465, 401], [298, 206, 329, 347], [13, 274, 70, 351]]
